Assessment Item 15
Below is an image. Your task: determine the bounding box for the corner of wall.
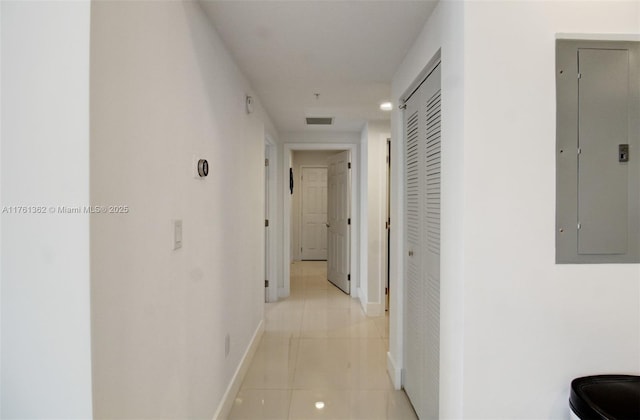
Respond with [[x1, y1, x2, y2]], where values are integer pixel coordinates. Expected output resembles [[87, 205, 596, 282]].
[[386, 351, 402, 390], [2, 1, 93, 417]]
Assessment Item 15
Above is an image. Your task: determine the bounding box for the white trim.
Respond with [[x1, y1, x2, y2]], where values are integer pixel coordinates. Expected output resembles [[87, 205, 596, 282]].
[[358, 287, 384, 316], [556, 33, 640, 41], [401, 49, 442, 104], [365, 302, 384, 317], [386, 351, 402, 390], [283, 143, 359, 298], [212, 320, 264, 420]]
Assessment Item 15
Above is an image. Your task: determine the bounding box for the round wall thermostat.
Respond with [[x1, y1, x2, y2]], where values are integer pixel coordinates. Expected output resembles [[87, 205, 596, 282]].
[[197, 159, 209, 177]]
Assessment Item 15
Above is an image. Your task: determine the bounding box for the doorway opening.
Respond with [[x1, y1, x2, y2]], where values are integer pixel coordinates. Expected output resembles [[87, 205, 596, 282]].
[[282, 143, 359, 299], [290, 149, 351, 294]]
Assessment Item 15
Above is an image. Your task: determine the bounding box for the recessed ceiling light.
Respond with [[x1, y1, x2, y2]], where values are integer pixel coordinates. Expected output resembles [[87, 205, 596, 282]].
[[380, 102, 393, 111], [315, 401, 325, 410]]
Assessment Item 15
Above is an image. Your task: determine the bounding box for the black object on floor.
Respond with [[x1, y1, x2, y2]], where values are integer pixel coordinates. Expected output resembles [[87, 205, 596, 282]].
[[570, 375, 640, 419]]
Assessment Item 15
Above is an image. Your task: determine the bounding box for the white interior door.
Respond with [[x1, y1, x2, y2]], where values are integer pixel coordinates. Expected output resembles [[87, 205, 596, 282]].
[[327, 151, 351, 294], [301, 167, 328, 260], [403, 62, 441, 419]]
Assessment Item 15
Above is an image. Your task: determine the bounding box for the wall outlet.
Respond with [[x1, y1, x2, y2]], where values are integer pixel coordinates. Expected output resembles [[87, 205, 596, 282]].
[[225, 333, 230, 358]]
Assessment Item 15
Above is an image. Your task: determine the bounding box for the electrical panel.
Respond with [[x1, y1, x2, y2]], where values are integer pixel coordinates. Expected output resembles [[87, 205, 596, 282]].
[[556, 40, 639, 263]]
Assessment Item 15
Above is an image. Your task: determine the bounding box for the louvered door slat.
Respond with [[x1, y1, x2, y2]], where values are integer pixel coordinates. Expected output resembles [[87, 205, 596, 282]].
[[425, 88, 441, 257]]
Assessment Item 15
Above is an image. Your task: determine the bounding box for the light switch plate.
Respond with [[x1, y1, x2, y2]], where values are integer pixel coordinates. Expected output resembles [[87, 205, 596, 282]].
[[173, 219, 182, 250]]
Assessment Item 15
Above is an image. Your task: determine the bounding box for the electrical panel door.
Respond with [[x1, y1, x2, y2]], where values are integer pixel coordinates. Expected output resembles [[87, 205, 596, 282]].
[[556, 40, 639, 263]]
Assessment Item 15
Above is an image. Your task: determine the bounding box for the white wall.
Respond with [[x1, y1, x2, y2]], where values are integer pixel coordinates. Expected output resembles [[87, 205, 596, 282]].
[[90, 1, 277, 418], [291, 151, 340, 261], [389, 1, 466, 416], [392, 1, 640, 418], [280, 131, 362, 144], [0, 1, 93, 418], [359, 121, 390, 316], [462, 2, 639, 418]]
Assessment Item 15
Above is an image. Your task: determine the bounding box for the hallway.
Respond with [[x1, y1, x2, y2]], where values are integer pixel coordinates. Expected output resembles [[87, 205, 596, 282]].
[[228, 261, 417, 419]]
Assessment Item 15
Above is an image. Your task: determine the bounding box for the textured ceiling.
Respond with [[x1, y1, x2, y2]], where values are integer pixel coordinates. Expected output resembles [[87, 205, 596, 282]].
[[199, 1, 437, 134]]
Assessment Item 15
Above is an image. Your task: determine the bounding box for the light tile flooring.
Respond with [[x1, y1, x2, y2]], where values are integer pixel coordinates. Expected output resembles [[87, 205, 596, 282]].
[[228, 261, 417, 420]]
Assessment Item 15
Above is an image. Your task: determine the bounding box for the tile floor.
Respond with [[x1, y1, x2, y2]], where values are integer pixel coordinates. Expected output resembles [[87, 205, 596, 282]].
[[228, 261, 417, 420]]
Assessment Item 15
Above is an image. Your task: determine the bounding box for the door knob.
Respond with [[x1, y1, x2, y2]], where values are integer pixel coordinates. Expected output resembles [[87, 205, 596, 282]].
[[326, 223, 330, 228], [408, 250, 414, 257]]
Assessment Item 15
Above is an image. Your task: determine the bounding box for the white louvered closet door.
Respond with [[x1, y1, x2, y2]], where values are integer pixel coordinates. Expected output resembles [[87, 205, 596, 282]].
[[403, 63, 441, 420], [403, 86, 423, 416]]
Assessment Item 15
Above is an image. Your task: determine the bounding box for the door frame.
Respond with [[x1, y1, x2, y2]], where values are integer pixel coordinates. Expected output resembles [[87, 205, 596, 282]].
[[282, 143, 359, 298], [265, 134, 278, 303], [385, 138, 391, 312], [299, 165, 328, 261]]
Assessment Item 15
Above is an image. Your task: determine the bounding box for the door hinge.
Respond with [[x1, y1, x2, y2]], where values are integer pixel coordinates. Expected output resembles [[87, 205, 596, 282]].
[[348, 218, 351, 225], [265, 280, 269, 287], [265, 219, 269, 227], [577, 147, 582, 155], [348, 162, 351, 169], [385, 287, 388, 295], [348, 274, 351, 281], [577, 73, 582, 80], [265, 158, 269, 167]]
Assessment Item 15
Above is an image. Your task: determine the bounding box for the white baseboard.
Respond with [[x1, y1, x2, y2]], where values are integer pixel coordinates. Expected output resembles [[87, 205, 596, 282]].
[[357, 296, 384, 317], [213, 320, 264, 420], [365, 302, 384, 317], [387, 351, 402, 390], [355, 288, 385, 317]]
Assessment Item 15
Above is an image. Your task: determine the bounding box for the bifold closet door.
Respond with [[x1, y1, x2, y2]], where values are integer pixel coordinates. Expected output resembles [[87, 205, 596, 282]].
[[403, 63, 441, 419]]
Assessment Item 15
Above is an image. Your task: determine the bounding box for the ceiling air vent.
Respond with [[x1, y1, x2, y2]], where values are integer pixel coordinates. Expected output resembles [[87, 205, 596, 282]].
[[306, 117, 333, 125]]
